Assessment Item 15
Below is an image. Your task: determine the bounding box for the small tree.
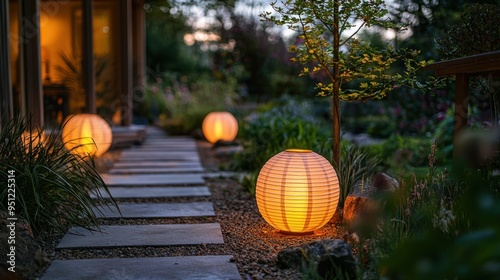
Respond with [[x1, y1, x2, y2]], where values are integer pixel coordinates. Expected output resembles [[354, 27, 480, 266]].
[[262, 0, 441, 166]]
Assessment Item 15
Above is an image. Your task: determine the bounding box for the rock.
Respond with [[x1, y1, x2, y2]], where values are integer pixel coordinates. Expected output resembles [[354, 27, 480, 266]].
[[328, 208, 343, 224], [372, 173, 399, 192], [277, 239, 357, 279], [343, 180, 378, 227], [343, 174, 395, 232], [0, 211, 46, 279], [343, 196, 372, 225]]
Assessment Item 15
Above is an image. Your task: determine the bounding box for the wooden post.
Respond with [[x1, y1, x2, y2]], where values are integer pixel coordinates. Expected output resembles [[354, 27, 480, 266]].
[[121, 0, 133, 126], [21, 0, 43, 127], [0, 0, 13, 130], [453, 73, 469, 160], [132, 0, 146, 89], [82, 0, 96, 114]]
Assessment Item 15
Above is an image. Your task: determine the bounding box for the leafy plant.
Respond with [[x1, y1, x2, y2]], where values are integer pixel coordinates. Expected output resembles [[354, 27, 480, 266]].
[[159, 74, 238, 135], [368, 141, 500, 279], [55, 52, 115, 118], [262, 0, 447, 165], [0, 116, 116, 234], [316, 142, 381, 207], [438, 3, 500, 59], [232, 98, 330, 172]]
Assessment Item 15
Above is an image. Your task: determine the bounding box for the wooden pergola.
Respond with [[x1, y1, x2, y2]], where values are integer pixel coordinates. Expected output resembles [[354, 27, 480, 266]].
[[425, 51, 500, 159]]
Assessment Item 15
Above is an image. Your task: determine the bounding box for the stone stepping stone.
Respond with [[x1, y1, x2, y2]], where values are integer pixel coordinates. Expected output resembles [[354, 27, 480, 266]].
[[42, 255, 240, 280], [118, 154, 201, 162], [133, 148, 198, 153], [92, 186, 211, 199], [117, 155, 200, 162], [101, 174, 205, 186], [108, 166, 205, 174], [141, 138, 195, 143], [121, 151, 200, 157], [94, 202, 215, 218], [57, 223, 224, 249], [112, 161, 203, 169]]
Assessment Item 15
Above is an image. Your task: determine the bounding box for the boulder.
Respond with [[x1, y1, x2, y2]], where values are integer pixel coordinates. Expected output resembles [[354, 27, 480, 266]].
[[343, 173, 398, 230], [343, 180, 376, 227], [0, 211, 46, 279], [343, 196, 372, 225], [372, 173, 399, 192], [277, 239, 357, 279]]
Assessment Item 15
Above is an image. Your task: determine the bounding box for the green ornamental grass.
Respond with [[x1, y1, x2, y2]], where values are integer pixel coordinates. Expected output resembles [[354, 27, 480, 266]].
[[0, 116, 117, 234]]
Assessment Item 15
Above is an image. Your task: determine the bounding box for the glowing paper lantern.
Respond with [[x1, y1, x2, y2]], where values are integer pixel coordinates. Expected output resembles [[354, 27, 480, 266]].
[[256, 149, 340, 234], [202, 112, 238, 143], [21, 130, 45, 152], [62, 114, 112, 157]]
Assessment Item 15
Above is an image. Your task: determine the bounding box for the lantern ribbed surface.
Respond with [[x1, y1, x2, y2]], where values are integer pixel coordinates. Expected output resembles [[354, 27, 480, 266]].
[[62, 114, 113, 157], [202, 112, 238, 143], [256, 149, 340, 233]]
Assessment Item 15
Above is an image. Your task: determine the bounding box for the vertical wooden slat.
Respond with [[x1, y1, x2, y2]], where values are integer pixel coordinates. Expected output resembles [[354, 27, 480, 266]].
[[453, 73, 469, 160], [82, 0, 96, 114], [121, 0, 133, 126], [0, 0, 14, 130], [21, 0, 43, 127], [132, 0, 146, 89]]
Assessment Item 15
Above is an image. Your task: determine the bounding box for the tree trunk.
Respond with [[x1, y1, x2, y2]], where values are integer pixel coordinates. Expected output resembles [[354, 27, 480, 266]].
[[332, 95, 341, 167], [332, 1, 341, 167]]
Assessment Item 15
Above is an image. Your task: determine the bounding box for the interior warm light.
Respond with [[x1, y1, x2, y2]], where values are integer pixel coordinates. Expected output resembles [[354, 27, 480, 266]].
[[256, 149, 340, 234], [202, 112, 238, 143], [62, 114, 113, 157]]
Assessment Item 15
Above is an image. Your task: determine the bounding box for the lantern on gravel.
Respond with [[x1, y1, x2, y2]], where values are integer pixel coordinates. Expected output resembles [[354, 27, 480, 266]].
[[62, 114, 113, 157], [256, 149, 340, 234], [202, 112, 238, 143]]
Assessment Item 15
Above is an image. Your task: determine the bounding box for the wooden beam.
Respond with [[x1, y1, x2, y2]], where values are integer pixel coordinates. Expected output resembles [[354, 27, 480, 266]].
[[82, 0, 96, 114], [21, 0, 43, 127], [121, 0, 133, 126], [425, 51, 500, 77], [132, 0, 146, 89], [0, 0, 13, 130], [453, 74, 469, 160]]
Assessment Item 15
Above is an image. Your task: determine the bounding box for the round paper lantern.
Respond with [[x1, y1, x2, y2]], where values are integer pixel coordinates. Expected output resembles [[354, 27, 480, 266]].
[[256, 149, 340, 234], [62, 114, 113, 157], [202, 112, 238, 143]]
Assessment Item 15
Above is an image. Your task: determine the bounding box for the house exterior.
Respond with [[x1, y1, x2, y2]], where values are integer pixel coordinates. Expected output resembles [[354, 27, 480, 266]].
[[0, 0, 146, 130]]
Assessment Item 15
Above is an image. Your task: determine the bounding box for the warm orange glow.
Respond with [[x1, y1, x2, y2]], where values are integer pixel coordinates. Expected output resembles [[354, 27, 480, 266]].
[[21, 131, 45, 152], [256, 149, 340, 234], [62, 114, 112, 157], [202, 112, 238, 143]]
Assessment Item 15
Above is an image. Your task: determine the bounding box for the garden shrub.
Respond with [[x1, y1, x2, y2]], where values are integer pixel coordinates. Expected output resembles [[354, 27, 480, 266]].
[[364, 135, 433, 169], [343, 114, 396, 139], [232, 98, 330, 172], [367, 141, 500, 279], [134, 77, 169, 124], [160, 75, 239, 135], [337, 144, 381, 207], [0, 117, 116, 234]]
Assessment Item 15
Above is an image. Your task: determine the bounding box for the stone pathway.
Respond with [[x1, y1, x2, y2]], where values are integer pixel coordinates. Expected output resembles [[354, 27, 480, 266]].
[[42, 127, 241, 280]]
